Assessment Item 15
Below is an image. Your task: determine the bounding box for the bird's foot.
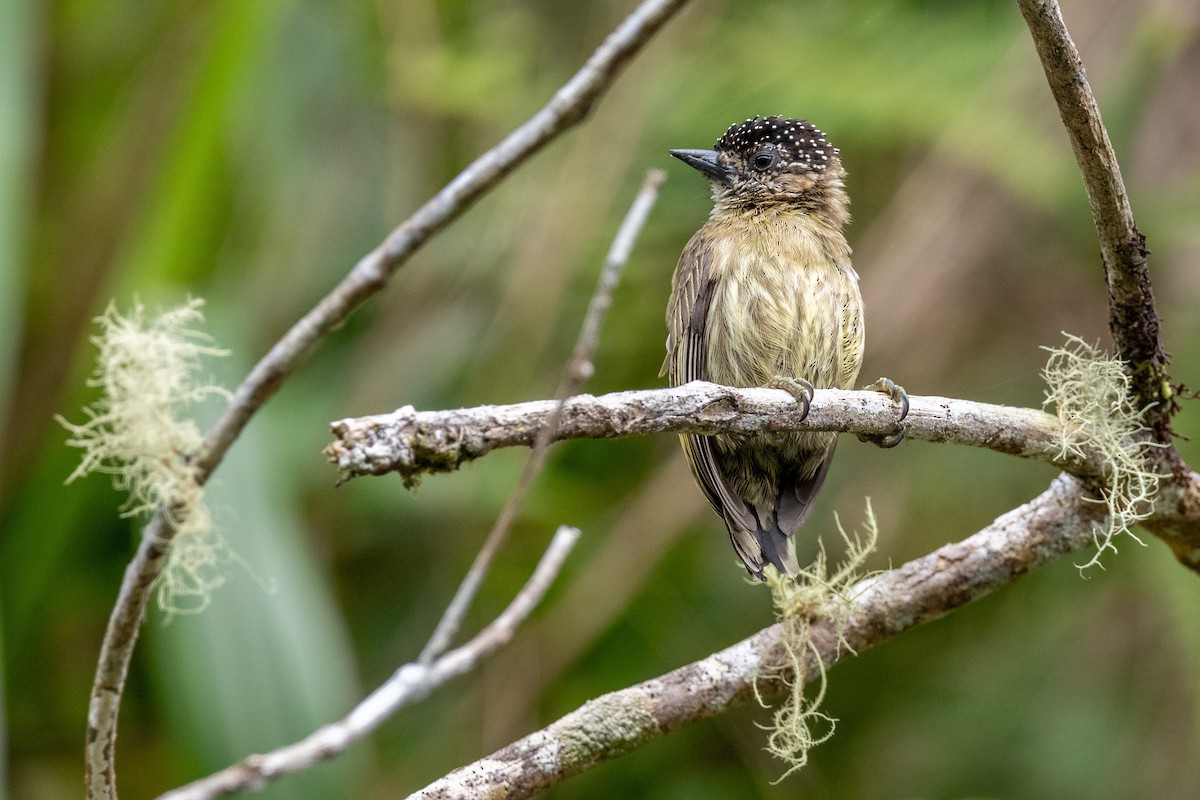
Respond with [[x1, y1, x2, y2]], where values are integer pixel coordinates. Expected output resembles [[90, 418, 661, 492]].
[[768, 376, 816, 421], [857, 377, 909, 448]]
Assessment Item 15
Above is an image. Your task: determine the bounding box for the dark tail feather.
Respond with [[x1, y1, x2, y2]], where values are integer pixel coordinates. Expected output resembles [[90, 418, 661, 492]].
[[775, 442, 837, 533], [728, 444, 838, 580], [726, 512, 800, 580], [752, 521, 800, 578]]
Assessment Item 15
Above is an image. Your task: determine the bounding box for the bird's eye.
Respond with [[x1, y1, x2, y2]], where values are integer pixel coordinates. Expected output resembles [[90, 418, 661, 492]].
[[752, 150, 777, 170]]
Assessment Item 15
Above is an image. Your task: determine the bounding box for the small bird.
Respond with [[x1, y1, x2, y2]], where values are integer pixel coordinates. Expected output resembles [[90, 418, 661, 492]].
[[664, 116, 902, 579]]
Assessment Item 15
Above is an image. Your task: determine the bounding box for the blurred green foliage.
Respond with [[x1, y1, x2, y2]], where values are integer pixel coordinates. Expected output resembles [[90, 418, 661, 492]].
[[3, 0, 1200, 798]]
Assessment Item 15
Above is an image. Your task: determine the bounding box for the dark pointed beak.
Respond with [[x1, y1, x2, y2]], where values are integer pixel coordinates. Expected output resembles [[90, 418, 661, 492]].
[[669, 149, 731, 184]]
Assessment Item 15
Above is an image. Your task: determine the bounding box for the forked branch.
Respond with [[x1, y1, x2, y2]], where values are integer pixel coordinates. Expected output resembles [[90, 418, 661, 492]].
[[410, 475, 1103, 800], [157, 527, 580, 800], [85, 2, 690, 797]]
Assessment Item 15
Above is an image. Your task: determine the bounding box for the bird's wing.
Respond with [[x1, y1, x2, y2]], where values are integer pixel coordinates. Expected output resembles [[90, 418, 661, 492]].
[[663, 235, 760, 537], [662, 234, 710, 380]]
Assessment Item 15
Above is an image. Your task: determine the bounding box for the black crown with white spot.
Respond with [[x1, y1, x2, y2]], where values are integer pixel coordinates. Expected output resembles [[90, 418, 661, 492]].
[[715, 116, 839, 173]]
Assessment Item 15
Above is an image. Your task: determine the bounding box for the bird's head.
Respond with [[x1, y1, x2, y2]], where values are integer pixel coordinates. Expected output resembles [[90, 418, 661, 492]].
[[670, 116, 848, 221]]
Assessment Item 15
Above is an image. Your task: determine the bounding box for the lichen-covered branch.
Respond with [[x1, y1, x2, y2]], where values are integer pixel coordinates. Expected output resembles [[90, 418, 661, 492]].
[[409, 475, 1103, 800], [326, 383, 1103, 485], [1016, 0, 1174, 451]]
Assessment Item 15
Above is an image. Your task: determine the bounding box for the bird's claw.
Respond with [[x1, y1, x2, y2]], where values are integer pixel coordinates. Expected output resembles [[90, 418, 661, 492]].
[[769, 376, 815, 421], [857, 376, 908, 448]]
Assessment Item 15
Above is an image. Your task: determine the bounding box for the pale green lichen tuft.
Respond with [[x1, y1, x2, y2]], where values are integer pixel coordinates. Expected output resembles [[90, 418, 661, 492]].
[[756, 501, 879, 779], [58, 298, 232, 613], [1042, 334, 1161, 571]]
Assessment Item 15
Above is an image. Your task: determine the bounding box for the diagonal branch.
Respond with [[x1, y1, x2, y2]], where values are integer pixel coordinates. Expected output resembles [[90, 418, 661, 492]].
[[326, 383, 1105, 484], [194, 0, 688, 480], [409, 474, 1103, 800], [1016, 0, 1175, 452], [155, 526, 580, 800], [85, 2, 690, 797], [418, 169, 665, 664]]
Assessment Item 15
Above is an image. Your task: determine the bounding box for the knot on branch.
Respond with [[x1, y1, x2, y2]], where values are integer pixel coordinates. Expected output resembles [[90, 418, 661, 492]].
[[327, 406, 485, 488], [693, 389, 740, 431]]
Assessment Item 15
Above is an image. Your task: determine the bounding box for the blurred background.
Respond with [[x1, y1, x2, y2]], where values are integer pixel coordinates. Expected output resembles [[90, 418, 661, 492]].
[[3, 0, 1200, 797]]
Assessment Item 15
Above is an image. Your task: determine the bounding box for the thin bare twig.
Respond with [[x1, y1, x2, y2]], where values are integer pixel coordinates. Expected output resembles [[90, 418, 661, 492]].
[[1016, 0, 1175, 453], [419, 169, 665, 664], [410, 475, 1103, 800], [194, 3, 686, 480], [155, 526, 580, 800], [558, 170, 669, 394], [327, 383, 1103, 482], [85, 2, 689, 796]]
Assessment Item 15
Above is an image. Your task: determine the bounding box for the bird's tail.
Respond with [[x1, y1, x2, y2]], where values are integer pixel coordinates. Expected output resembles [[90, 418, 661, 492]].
[[726, 444, 839, 580], [727, 514, 801, 580]]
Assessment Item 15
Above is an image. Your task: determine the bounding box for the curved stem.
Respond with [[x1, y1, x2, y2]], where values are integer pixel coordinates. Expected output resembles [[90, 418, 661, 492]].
[[409, 475, 1102, 800]]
